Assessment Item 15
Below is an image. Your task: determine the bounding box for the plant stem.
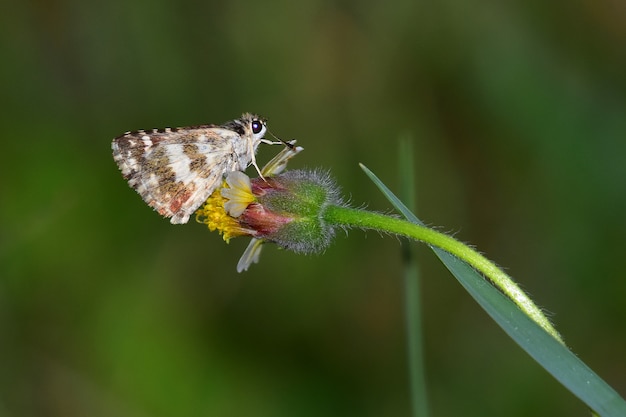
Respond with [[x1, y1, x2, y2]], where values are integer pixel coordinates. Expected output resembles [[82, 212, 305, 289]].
[[323, 205, 564, 345]]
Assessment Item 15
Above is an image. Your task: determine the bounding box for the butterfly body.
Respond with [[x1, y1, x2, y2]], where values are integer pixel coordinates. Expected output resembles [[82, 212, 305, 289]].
[[112, 113, 268, 224]]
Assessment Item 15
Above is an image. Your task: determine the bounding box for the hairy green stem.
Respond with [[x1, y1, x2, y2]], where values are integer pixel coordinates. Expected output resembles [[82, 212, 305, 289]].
[[323, 205, 564, 345]]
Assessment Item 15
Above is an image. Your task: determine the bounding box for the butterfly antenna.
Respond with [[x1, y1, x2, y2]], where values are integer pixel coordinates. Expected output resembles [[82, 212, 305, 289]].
[[268, 130, 295, 149]]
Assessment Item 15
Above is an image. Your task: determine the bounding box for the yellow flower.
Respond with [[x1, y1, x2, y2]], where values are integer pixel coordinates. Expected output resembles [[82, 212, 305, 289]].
[[221, 171, 256, 217], [197, 142, 324, 272], [195, 176, 255, 242], [196, 142, 304, 246], [197, 167, 341, 271]]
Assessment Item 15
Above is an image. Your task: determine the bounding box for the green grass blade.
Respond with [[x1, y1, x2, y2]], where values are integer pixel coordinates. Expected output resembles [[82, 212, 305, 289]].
[[359, 163, 626, 416], [398, 138, 429, 417]]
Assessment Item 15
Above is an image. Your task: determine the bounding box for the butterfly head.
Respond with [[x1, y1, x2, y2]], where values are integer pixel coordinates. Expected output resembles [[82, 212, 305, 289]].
[[222, 113, 267, 141]]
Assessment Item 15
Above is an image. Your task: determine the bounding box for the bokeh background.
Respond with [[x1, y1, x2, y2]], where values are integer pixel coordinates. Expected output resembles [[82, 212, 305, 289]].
[[1, 0, 625, 416]]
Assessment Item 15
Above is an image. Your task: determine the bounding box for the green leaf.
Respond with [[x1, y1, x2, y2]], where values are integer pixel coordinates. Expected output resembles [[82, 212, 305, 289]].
[[397, 138, 429, 417], [360, 163, 626, 416]]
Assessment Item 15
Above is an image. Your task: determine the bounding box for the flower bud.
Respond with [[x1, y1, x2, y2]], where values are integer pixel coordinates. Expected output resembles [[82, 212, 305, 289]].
[[241, 170, 342, 254], [196, 169, 343, 256]]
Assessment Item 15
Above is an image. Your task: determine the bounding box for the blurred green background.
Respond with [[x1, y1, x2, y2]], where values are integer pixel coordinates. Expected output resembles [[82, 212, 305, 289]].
[[1, 0, 625, 415]]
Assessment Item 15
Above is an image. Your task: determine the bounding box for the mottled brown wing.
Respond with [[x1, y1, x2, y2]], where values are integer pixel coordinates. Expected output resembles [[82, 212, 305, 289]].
[[112, 126, 241, 224]]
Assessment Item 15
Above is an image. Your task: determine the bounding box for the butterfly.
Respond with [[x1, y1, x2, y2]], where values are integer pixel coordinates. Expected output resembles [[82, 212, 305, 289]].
[[112, 113, 285, 224]]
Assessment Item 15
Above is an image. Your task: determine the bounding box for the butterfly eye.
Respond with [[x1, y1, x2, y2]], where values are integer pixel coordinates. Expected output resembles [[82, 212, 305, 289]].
[[251, 120, 264, 134]]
